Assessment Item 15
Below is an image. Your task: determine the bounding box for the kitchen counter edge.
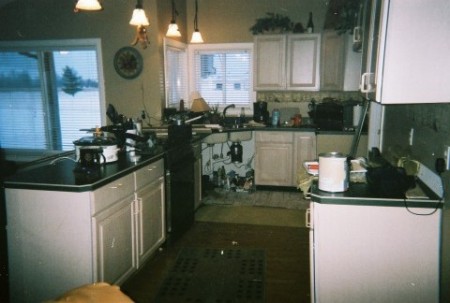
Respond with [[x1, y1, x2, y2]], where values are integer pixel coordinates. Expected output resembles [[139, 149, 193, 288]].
[[310, 182, 442, 209], [3, 152, 165, 193]]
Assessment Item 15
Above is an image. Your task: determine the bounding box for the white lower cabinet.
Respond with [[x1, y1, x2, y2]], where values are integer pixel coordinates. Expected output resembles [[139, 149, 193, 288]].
[[5, 158, 165, 303], [309, 201, 440, 303], [93, 196, 136, 284], [255, 131, 316, 187], [135, 175, 165, 267]]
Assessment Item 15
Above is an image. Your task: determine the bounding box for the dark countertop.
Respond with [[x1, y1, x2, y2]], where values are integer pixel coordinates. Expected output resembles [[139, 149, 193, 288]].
[[3, 147, 165, 192], [310, 181, 442, 209], [145, 121, 366, 137]]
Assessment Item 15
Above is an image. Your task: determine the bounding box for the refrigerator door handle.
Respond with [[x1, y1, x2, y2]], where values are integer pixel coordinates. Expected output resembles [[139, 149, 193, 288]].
[[360, 72, 375, 93]]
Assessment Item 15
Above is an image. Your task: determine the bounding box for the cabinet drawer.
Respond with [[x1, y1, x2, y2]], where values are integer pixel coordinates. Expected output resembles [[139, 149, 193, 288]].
[[91, 173, 134, 215], [135, 159, 164, 190], [255, 131, 293, 143]]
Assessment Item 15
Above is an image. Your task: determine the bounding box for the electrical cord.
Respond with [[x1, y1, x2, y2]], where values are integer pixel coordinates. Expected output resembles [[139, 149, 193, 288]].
[[402, 196, 442, 216]]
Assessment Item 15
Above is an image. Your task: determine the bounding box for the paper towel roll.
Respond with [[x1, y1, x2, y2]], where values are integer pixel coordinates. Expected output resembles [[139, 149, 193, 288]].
[[353, 105, 362, 127]]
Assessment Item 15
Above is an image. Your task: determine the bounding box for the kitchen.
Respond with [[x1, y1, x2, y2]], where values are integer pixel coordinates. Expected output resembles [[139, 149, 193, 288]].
[[1, 0, 450, 302]]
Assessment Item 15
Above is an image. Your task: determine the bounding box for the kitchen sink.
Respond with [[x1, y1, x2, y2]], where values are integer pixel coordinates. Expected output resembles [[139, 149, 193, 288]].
[[202, 132, 228, 144], [229, 131, 252, 142]]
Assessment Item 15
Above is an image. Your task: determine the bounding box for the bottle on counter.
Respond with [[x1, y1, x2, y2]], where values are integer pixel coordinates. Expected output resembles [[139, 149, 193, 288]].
[[239, 107, 246, 126], [272, 109, 280, 126], [179, 99, 185, 112], [307, 12, 314, 33]]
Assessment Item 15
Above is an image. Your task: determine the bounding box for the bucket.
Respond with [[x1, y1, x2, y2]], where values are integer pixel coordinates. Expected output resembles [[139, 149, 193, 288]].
[[318, 152, 349, 192]]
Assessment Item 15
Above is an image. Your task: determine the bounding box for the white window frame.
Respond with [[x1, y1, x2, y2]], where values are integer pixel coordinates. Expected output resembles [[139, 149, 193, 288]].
[[0, 38, 106, 162], [187, 43, 255, 115], [164, 38, 188, 109]]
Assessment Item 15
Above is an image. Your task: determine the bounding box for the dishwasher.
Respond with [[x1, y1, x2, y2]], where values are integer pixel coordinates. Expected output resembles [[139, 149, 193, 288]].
[[165, 125, 195, 241]]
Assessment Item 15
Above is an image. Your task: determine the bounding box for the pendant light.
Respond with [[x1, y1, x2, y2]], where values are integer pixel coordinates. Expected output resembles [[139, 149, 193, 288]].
[[166, 0, 181, 37], [130, 0, 150, 49], [74, 0, 102, 12], [130, 0, 149, 27], [190, 0, 204, 43]]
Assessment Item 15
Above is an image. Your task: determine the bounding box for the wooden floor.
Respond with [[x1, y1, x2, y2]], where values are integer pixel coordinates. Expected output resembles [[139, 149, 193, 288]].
[[121, 220, 311, 303]]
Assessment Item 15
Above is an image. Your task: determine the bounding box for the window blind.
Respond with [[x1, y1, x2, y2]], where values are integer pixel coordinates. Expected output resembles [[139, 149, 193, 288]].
[[193, 49, 251, 107], [0, 40, 103, 155], [165, 45, 188, 109]]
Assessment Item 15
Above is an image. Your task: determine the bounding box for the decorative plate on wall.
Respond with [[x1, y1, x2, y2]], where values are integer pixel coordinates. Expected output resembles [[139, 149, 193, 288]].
[[113, 47, 143, 79]]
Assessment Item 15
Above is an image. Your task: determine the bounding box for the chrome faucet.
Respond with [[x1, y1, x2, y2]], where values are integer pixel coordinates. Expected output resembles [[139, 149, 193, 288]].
[[222, 104, 235, 119]]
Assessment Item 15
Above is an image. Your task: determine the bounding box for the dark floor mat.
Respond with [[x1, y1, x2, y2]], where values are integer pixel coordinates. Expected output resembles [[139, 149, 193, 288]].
[[154, 247, 265, 303]]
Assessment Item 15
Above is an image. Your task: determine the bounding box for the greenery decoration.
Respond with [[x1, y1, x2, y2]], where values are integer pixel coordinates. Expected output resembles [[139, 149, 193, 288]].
[[334, 0, 361, 35], [250, 13, 304, 35]]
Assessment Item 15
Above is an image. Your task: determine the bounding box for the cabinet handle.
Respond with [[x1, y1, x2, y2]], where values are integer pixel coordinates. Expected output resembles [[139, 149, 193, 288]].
[[134, 198, 142, 215], [305, 208, 311, 229], [109, 183, 123, 189], [148, 165, 156, 171], [360, 72, 375, 93]]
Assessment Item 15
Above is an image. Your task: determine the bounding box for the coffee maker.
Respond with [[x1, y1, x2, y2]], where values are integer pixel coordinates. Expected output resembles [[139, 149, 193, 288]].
[[253, 101, 269, 123]]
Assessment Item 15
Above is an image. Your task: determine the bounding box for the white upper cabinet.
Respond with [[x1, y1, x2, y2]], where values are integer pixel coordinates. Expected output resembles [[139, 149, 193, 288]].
[[367, 0, 450, 103], [253, 35, 286, 90], [254, 34, 320, 91], [287, 34, 321, 90], [321, 31, 362, 91], [320, 30, 345, 91]]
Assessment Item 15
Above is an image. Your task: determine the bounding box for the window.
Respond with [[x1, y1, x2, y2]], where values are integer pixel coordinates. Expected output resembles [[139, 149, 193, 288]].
[[188, 43, 254, 113], [0, 39, 105, 159], [164, 38, 188, 109]]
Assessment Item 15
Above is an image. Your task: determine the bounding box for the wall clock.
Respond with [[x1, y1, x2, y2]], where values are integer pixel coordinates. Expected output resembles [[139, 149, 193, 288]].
[[113, 47, 143, 79]]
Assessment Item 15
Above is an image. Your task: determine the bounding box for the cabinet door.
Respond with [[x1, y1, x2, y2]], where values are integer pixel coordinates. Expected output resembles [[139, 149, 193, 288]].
[[135, 177, 165, 267], [312, 202, 440, 303], [253, 35, 286, 90], [287, 34, 320, 90], [294, 132, 316, 175], [320, 31, 345, 91], [93, 196, 136, 285], [255, 143, 293, 186], [317, 134, 368, 158], [376, 0, 450, 103]]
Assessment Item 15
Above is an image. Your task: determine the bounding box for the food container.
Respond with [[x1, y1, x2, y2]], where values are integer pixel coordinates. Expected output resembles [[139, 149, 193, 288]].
[[318, 152, 349, 192], [73, 135, 120, 163]]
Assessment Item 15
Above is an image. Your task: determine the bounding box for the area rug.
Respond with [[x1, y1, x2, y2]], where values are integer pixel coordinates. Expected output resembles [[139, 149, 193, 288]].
[[154, 247, 265, 303]]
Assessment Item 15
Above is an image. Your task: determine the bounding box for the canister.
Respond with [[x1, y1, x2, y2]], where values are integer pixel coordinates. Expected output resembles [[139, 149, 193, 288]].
[[271, 109, 280, 126], [318, 152, 349, 192]]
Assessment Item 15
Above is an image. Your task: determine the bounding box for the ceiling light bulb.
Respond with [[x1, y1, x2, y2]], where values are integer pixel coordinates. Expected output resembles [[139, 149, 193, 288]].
[[166, 22, 181, 37], [191, 30, 204, 43], [130, 7, 149, 26], [75, 0, 102, 11]]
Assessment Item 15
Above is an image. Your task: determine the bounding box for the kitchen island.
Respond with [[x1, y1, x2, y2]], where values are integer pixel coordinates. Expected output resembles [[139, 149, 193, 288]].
[[3, 149, 167, 303], [308, 181, 443, 303]]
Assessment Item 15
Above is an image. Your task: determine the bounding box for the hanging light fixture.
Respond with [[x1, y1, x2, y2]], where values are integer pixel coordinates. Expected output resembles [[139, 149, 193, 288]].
[[190, 0, 204, 43], [166, 0, 181, 37], [130, 0, 150, 49], [74, 0, 102, 12], [129, 0, 150, 27]]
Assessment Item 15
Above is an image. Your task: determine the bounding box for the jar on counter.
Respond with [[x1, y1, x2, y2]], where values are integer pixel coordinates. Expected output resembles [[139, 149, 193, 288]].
[[271, 109, 280, 126]]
